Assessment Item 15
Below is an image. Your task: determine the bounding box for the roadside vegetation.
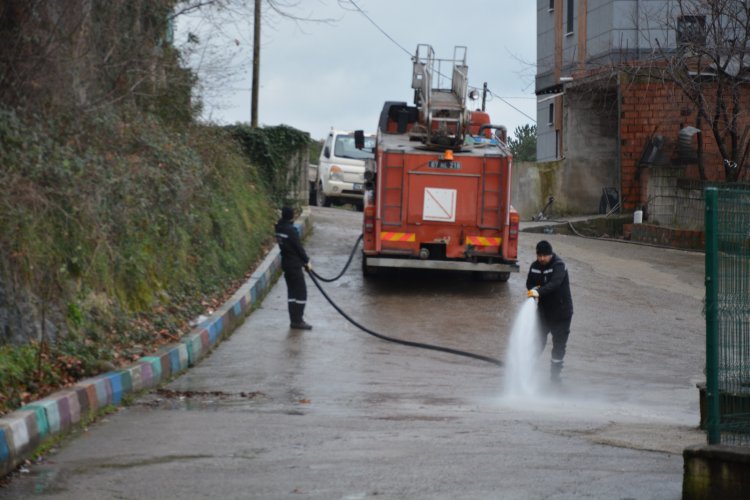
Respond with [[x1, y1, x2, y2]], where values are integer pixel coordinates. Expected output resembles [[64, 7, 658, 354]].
[[508, 124, 537, 162], [0, 2, 309, 415]]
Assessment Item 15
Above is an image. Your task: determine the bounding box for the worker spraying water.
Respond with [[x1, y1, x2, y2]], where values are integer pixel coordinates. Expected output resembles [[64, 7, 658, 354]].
[[504, 240, 574, 396], [524, 240, 574, 384]]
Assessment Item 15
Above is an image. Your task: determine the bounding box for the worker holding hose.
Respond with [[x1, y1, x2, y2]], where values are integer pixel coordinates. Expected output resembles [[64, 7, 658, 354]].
[[275, 206, 313, 330], [526, 240, 574, 383]]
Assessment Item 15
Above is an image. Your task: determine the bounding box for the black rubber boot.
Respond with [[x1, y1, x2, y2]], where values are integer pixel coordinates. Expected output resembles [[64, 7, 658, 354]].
[[289, 302, 305, 325], [290, 321, 312, 330]]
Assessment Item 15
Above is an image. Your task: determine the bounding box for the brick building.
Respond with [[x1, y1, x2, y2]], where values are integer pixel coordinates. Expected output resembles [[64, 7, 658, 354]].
[[536, 0, 750, 213]]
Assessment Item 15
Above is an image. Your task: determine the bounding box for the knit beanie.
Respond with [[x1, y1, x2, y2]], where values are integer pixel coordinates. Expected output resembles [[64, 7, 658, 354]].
[[536, 240, 553, 255], [281, 206, 295, 221]]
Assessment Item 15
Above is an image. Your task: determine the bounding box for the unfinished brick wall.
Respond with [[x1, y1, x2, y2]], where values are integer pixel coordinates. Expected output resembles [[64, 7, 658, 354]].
[[619, 76, 750, 211]]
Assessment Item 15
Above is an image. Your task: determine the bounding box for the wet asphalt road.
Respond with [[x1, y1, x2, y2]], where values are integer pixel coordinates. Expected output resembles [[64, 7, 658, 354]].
[[1, 207, 706, 499]]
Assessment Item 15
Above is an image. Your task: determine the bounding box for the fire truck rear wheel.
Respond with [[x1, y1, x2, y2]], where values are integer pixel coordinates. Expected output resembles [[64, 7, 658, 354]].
[[362, 257, 377, 277], [474, 271, 510, 282]]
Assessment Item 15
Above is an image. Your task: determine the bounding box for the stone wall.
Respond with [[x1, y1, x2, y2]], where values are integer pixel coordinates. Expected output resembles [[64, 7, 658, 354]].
[[0, 274, 61, 346], [286, 147, 310, 207]]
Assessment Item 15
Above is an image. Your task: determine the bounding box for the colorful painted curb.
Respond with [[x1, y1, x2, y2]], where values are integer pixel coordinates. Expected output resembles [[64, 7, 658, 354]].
[[0, 210, 311, 478]]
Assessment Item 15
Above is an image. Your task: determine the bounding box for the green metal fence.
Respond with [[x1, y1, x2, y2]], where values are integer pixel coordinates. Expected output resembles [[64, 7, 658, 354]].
[[705, 186, 750, 445]]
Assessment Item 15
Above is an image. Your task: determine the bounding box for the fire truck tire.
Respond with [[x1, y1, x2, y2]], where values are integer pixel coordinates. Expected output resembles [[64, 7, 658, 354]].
[[361, 258, 378, 277], [316, 182, 331, 207], [474, 271, 510, 282]]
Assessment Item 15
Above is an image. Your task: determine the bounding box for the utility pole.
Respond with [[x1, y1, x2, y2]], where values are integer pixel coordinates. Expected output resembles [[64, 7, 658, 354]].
[[251, 0, 261, 128]]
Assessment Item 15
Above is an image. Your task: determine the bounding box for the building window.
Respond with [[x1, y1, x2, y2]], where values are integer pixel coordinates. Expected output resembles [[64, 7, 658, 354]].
[[548, 102, 554, 126], [677, 15, 706, 48], [566, 0, 574, 34]]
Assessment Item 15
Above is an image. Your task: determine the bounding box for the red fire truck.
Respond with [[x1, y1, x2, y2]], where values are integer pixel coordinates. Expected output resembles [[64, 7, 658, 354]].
[[360, 44, 519, 281]]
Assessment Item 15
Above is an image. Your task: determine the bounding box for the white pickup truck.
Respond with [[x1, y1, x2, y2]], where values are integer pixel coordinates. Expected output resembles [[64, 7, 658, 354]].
[[309, 129, 375, 210]]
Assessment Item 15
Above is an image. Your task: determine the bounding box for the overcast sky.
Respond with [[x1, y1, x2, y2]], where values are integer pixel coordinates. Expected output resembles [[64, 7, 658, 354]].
[[175, 0, 537, 142]]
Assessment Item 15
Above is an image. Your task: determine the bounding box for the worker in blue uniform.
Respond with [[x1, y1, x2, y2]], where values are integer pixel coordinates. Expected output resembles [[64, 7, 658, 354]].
[[275, 206, 312, 330]]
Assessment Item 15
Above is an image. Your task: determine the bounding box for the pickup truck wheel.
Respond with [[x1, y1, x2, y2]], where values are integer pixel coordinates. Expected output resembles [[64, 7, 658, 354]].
[[316, 182, 331, 207], [308, 182, 317, 205]]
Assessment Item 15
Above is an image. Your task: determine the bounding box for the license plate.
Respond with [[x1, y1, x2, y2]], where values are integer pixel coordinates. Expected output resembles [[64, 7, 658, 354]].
[[353, 183, 363, 191]]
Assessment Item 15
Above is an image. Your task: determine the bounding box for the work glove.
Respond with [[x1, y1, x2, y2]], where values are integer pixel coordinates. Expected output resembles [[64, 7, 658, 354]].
[[304, 261, 312, 272], [527, 288, 539, 299]]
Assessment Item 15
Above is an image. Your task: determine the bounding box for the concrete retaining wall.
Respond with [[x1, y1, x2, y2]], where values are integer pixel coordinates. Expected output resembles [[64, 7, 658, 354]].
[[0, 209, 312, 478], [512, 159, 614, 219], [683, 444, 750, 499], [647, 166, 705, 230]]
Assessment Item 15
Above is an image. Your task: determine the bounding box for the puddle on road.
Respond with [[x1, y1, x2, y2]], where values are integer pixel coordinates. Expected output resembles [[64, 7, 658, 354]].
[[135, 388, 268, 411], [134, 389, 317, 417]]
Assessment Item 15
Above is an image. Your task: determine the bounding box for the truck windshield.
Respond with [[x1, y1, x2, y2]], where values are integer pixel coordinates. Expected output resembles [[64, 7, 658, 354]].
[[334, 134, 375, 160]]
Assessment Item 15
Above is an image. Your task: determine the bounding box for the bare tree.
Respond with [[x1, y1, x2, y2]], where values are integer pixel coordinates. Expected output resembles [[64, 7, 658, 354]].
[[172, 0, 335, 125], [649, 0, 750, 181]]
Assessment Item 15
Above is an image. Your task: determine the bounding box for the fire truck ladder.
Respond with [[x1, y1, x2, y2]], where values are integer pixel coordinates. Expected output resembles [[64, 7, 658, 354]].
[[382, 150, 405, 226], [480, 156, 502, 228], [411, 44, 469, 148]]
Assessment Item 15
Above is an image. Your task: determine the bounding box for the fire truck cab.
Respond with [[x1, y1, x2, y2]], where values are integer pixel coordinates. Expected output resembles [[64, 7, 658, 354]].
[[360, 44, 520, 281]]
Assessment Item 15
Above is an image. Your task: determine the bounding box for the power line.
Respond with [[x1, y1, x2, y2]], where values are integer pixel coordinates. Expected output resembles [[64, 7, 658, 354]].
[[347, 0, 536, 124], [348, 0, 412, 57], [487, 89, 537, 123]]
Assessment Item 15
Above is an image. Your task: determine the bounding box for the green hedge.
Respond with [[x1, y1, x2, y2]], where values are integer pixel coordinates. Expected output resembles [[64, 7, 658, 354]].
[[227, 124, 310, 207]]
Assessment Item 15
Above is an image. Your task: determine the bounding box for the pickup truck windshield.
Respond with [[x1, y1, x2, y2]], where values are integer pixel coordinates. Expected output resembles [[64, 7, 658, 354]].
[[334, 134, 375, 160]]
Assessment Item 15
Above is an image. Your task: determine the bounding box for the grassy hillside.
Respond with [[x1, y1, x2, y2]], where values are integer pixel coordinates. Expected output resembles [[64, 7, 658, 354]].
[[0, 0, 315, 415], [0, 1, 313, 415], [0, 106, 314, 414]]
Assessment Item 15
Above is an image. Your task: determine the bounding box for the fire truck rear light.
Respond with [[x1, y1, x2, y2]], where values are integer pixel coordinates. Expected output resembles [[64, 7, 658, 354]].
[[364, 206, 375, 233], [509, 212, 520, 240]]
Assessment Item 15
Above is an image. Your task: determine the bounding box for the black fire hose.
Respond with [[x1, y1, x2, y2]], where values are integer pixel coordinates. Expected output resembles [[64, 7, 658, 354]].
[[311, 234, 363, 282], [306, 236, 504, 367]]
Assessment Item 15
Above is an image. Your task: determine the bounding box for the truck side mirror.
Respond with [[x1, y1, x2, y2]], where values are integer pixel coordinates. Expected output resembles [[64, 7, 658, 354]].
[[354, 130, 365, 150], [323, 146, 330, 159]]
